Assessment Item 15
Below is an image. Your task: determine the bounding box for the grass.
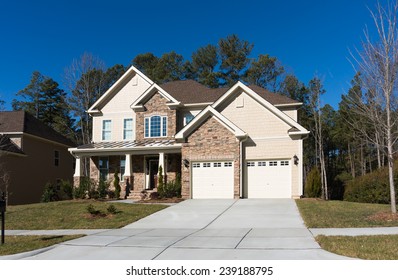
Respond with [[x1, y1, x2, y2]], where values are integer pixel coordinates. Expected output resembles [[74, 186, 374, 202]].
[[316, 235, 398, 260], [296, 199, 398, 228], [5, 200, 168, 230], [0, 235, 84, 256]]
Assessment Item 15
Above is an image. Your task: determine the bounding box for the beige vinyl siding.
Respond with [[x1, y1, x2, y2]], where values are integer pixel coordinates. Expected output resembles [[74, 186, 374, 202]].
[[280, 108, 297, 121], [221, 92, 291, 138], [91, 73, 151, 142], [221, 91, 302, 198]]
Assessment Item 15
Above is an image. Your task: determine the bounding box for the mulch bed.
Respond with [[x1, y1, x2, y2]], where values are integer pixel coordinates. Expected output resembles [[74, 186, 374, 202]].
[[137, 198, 185, 204], [367, 212, 398, 223]]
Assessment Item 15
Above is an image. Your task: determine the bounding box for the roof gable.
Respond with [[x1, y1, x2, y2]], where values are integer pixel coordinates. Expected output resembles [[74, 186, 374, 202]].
[[88, 65, 154, 114], [130, 83, 180, 112], [175, 106, 247, 140], [212, 81, 309, 136]]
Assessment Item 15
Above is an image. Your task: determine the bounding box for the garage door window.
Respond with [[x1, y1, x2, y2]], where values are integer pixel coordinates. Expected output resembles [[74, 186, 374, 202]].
[[258, 161, 266, 166], [281, 161, 289, 166], [269, 161, 278, 166], [213, 162, 221, 167], [203, 163, 211, 168], [247, 162, 255, 167], [193, 163, 200, 168], [224, 162, 232, 167]]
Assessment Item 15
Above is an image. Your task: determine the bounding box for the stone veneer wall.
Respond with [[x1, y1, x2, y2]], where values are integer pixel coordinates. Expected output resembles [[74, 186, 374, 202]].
[[181, 116, 240, 199], [135, 92, 177, 141]]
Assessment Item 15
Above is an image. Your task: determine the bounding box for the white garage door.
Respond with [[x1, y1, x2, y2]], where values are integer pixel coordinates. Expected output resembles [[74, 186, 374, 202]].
[[192, 161, 234, 199], [247, 160, 291, 198]]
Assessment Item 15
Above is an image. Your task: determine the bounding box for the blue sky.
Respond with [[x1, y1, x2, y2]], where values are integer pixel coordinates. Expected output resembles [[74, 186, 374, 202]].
[[0, 0, 380, 110]]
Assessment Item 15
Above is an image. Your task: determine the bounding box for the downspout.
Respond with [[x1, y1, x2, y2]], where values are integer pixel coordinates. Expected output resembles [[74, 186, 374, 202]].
[[239, 135, 248, 198]]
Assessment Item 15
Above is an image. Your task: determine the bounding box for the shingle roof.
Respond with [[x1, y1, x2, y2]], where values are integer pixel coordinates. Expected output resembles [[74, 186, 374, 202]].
[[159, 80, 299, 106], [160, 80, 228, 104], [0, 111, 75, 147]]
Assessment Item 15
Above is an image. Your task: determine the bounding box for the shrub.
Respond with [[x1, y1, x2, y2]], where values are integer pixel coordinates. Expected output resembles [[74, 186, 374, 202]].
[[86, 204, 101, 215], [74, 177, 96, 199], [158, 173, 181, 198], [41, 182, 58, 202], [344, 168, 398, 204], [158, 165, 164, 196], [114, 171, 121, 199], [304, 167, 322, 198], [107, 204, 117, 214], [98, 179, 109, 199], [58, 180, 73, 200]]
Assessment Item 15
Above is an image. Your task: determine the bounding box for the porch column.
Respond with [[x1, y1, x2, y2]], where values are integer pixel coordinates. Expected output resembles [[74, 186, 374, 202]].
[[123, 154, 132, 178], [158, 152, 165, 175], [73, 156, 83, 188], [123, 154, 133, 198]]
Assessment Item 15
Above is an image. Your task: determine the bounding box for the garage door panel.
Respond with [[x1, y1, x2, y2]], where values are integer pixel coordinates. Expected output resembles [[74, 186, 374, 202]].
[[247, 160, 291, 198], [192, 162, 234, 199]]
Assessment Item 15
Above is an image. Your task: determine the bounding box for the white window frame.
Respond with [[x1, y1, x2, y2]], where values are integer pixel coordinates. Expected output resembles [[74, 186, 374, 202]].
[[123, 118, 133, 140], [120, 156, 126, 182], [144, 115, 167, 138], [183, 112, 194, 126], [102, 120, 112, 141]]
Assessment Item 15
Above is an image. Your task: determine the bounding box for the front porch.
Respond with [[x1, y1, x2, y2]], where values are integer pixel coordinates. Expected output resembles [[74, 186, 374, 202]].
[[69, 140, 182, 200]]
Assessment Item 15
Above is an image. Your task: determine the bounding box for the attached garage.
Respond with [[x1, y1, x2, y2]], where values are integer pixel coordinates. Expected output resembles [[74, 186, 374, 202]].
[[246, 160, 292, 198], [192, 161, 234, 199]]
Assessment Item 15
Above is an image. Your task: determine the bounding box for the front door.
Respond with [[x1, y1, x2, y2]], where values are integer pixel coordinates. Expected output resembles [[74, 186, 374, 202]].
[[149, 160, 159, 189]]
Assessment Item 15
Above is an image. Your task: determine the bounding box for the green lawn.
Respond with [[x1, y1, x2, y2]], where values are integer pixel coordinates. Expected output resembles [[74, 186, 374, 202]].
[[0, 235, 84, 256], [5, 200, 168, 230], [296, 199, 398, 228], [316, 235, 398, 260]]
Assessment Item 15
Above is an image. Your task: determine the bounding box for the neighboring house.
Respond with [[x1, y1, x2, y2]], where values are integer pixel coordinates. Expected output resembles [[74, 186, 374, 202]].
[[69, 65, 309, 200], [0, 111, 75, 205]]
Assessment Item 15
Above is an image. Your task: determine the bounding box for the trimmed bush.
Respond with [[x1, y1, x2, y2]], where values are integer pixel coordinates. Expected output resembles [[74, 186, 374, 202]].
[[114, 172, 121, 199], [41, 182, 58, 202], [98, 179, 109, 199], [74, 177, 96, 199], [158, 173, 181, 198], [304, 167, 322, 198], [158, 165, 164, 197], [344, 168, 398, 204]]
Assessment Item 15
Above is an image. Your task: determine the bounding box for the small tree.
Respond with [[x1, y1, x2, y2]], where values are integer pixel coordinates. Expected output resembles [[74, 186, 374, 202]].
[[113, 171, 121, 199], [158, 165, 164, 198], [305, 167, 322, 198]]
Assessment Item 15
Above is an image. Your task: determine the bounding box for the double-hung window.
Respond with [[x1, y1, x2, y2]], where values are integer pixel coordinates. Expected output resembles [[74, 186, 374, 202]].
[[99, 157, 109, 181], [123, 118, 133, 140], [144, 115, 167, 138], [102, 120, 112, 141]]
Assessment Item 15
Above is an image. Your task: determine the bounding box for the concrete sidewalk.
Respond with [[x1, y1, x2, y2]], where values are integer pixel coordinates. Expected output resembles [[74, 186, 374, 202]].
[[1, 199, 351, 260]]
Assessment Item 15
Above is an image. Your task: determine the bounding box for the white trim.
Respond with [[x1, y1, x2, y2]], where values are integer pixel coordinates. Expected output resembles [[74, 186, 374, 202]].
[[275, 103, 303, 108], [144, 115, 168, 138], [181, 102, 213, 107], [68, 144, 182, 156], [175, 106, 247, 140], [212, 81, 309, 135], [101, 119, 112, 141], [123, 118, 134, 140], [88, 65, 154, 113], [130, 83, 180, 110]]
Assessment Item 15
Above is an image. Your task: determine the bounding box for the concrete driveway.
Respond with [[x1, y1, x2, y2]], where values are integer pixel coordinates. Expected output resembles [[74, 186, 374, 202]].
[[21, 199, 349, 260]]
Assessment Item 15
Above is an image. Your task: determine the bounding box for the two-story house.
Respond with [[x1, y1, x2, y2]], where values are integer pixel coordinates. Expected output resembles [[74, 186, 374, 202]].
[[0, 111, 75, 205], [68, 65, 309, 199]]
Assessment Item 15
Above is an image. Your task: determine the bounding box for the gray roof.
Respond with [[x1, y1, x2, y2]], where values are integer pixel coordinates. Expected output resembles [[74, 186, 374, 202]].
[[0, 111, 75, 147], [159, 80, 300, 106], [76, 139, 178, 150]]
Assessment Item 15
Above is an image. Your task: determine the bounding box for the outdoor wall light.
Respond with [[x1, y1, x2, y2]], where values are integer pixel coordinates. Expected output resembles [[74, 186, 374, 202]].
[[293, 155, 299, 165], [183, 159, 189, 168]]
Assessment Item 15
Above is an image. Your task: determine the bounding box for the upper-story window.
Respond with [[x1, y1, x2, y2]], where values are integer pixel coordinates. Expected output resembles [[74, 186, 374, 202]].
[[123, 118, 133, 140], [102, 120, 112, 141], [183, 113, 194, 126], [144, 115, 167, 138]]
